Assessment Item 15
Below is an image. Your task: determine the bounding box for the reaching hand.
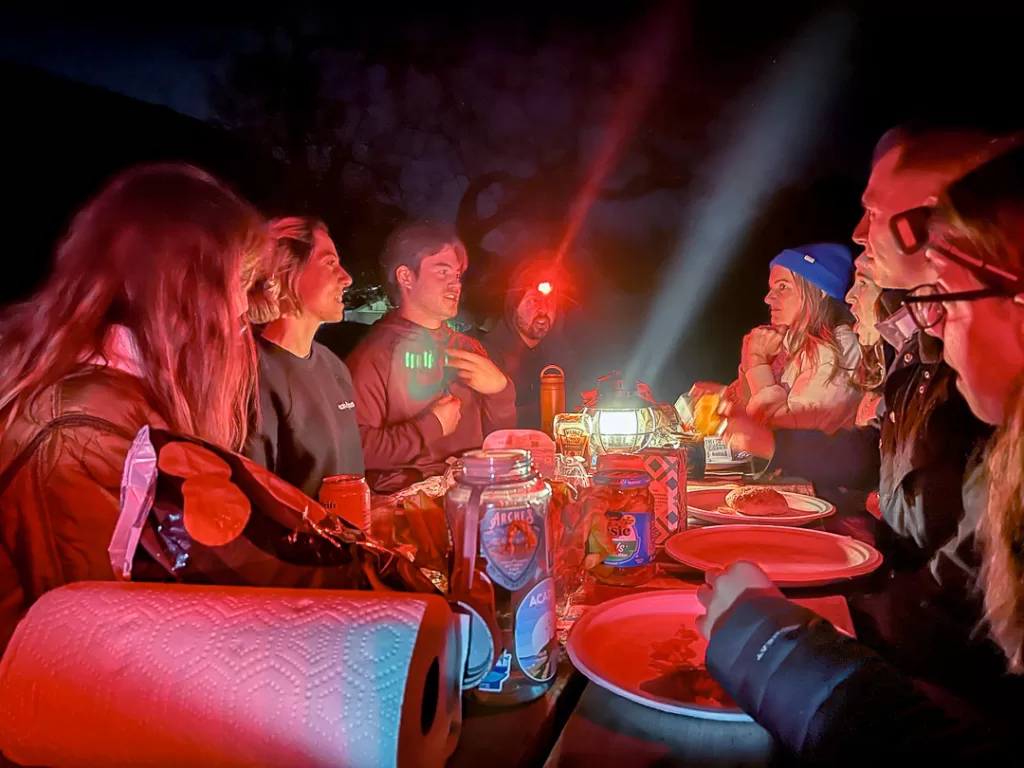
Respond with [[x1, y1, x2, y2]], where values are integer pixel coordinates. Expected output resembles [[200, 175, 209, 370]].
[[445, 348, 509, 395], [695, 561, 782, 640], [431, 394, 463, 436], [719, 401, 776, 459], [742, 326, 785, 369]]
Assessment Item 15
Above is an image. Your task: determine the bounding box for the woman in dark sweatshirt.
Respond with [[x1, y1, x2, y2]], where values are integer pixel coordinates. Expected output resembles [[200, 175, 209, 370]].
[[245, 217, 365, 498]]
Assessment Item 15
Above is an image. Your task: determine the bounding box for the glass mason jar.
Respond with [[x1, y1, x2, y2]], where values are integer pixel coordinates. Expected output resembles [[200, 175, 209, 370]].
[[445, 449, 557, 705], [587, 470, 656, 587]]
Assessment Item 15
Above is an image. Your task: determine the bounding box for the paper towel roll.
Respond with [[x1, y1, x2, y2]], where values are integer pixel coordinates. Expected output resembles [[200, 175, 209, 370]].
[[0, 582, 461, 768]]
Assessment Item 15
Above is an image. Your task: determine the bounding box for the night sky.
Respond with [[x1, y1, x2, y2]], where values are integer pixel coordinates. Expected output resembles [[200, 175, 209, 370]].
[[1, 2, 1022, 391]]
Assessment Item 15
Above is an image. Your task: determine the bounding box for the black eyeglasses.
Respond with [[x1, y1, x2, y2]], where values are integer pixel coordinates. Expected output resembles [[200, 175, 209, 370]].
[[902, 283, 1009, 330]]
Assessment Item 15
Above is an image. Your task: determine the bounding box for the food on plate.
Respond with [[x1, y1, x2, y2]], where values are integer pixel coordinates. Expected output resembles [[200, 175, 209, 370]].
[[640, 668, 736, 708], [725, 486, 791, 517], [643, 624, 736, 708]]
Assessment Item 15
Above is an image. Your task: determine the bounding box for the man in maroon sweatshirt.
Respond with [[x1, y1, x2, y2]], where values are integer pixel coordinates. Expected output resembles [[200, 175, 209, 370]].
[[347, 221, 517, 493]]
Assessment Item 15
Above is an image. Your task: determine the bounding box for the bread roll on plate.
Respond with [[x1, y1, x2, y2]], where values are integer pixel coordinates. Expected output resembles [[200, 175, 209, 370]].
[[724, 486, 791, 517]]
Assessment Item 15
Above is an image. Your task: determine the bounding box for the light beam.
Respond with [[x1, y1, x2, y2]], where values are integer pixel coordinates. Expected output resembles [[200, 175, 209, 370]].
[[625, 8, 856, 388]]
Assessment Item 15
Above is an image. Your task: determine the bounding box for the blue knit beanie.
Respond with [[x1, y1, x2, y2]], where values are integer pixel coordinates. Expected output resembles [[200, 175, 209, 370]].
[[769, 243, 854, 300]]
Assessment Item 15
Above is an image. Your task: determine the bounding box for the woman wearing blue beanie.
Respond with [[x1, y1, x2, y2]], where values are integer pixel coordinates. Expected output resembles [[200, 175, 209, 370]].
[[726, 242, 862, 433]]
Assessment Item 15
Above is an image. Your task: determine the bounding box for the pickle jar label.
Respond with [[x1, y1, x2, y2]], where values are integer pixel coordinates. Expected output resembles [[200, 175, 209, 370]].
[[480, 505, 543, 592], [602, 509, 653, 568], [514, 577, 557, 683]]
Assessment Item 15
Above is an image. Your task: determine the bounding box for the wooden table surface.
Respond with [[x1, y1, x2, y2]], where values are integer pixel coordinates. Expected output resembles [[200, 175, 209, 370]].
[[449, 476, 874, 768], [448, 658, 587, 768]]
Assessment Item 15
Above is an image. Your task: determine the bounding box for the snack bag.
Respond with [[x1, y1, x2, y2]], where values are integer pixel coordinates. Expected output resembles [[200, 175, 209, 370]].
[[113, 427, 442, 594]]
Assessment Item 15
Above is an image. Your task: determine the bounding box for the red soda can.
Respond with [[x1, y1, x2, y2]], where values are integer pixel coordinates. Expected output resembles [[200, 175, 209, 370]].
[[318, 474, 371, 532]]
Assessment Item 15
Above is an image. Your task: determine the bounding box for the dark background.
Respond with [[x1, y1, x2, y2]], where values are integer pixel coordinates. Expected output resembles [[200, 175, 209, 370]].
[[1, 1, 1021, 396]]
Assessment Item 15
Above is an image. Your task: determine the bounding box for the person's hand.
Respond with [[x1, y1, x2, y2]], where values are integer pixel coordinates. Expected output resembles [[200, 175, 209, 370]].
[[695, 561, 782, 640], [742, 326, 785, 369], [431, 394, 463, 436], [445, 349, 509, 395], [719, 401, 776, 459], [689, 381, 727, 401]]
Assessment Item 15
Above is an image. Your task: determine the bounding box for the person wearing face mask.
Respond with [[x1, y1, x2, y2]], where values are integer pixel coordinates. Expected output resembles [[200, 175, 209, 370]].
[[693, 243, 862, 433], [244, 217, 365, 499], [479, 257, 579, 429], [347, 221, 516, 493], [691, 144, 1024, 765]]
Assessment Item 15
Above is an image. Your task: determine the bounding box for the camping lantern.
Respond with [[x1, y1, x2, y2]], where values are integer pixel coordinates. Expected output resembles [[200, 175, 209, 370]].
[[585, 372, 656, 455]]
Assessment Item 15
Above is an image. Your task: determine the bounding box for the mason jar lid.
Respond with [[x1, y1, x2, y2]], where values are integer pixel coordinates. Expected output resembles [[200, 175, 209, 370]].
[[460, 449, 532, 479], [594, 469, 650, 488]]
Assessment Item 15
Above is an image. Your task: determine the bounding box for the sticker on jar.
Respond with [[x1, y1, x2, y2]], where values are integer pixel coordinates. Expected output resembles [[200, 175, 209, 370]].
[[478, 649, 512, 692], [514, 577, 557, 683], [602, 509, 653, 567], [480, 505, 544, 592]]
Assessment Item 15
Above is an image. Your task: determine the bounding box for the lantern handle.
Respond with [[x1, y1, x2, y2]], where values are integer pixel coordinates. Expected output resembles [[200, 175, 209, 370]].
[[540, 364, 564, 378]]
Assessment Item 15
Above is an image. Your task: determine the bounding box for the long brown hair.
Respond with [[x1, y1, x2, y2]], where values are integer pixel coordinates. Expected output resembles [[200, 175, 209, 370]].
[[981, 374, 1024, 672], [850, 341, 886, 392], [784, 271, 854, 384], [0, 163, 268, 451]]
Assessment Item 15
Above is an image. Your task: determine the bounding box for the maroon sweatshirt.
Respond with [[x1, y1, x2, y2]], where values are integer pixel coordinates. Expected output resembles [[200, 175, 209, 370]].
[[346, 312, 517, 493]]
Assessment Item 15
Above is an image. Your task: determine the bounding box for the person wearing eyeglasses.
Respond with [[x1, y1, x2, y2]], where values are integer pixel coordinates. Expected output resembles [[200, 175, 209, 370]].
[[717, 126, 1021, 699], [690, 143, 1024, 765]]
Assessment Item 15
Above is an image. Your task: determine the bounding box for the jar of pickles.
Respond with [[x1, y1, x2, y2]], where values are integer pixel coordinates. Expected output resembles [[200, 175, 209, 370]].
[[586, 470, 655, 587]]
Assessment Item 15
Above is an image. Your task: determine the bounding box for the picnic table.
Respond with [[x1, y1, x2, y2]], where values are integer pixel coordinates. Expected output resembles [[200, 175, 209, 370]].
[[450, 476, 876, 768]]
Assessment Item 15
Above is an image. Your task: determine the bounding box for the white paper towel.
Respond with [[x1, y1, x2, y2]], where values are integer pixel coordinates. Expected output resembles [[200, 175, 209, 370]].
[[0, 582, 461, 768]]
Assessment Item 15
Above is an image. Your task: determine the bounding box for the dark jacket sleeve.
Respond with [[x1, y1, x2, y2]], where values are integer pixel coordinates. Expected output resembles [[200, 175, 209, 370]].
[[883, 450, 976, 553], [705, 594, 1008, 764], [770, 426, 882, 491], [347, 340, 444, 470]]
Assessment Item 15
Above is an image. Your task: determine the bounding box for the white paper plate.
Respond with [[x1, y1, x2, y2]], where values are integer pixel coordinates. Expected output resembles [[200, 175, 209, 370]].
[[566, 590, 751, 721], [687, 487, 835, 527], [664, 525, 883, 587]]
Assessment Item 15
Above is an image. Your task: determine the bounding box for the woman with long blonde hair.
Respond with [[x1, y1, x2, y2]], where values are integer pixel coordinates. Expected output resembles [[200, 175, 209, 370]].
[[244, 216, 364, 499], [691, 243, 862, 433], [0, 163, 270, 655]]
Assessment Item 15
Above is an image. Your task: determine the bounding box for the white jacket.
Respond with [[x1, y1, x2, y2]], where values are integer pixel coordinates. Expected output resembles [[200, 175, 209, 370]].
[[733, 325, 862, 434]]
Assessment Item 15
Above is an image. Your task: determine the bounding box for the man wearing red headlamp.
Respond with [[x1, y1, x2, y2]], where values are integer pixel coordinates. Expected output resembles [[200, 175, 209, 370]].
[[481, 257, 580, 429]]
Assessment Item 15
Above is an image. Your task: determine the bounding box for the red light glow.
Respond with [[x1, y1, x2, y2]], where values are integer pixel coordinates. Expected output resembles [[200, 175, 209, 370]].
[[537, 282, 552, 295]]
